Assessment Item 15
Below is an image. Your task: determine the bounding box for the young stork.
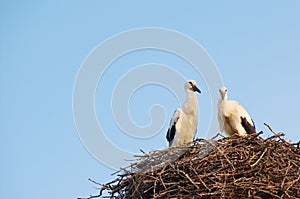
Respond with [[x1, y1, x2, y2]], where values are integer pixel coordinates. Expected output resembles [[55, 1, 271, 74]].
[[166, 80, 201, 147], [218, 86, 256, 137]]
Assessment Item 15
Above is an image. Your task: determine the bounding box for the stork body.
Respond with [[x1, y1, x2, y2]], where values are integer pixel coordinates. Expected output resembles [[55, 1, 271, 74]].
[[166, 80, 201, 147], [218, 87, 256, 137]]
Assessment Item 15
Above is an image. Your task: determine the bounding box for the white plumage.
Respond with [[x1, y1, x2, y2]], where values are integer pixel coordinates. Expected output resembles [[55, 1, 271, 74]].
[[166, 80, 201, 147], [218, 86, 256, 137]]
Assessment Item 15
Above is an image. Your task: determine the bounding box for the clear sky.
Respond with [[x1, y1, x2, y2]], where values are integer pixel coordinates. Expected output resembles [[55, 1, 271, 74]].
[[1, 1, 299, 199]]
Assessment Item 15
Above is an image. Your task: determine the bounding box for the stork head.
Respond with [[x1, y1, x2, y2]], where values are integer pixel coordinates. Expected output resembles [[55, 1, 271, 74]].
[[219, 86, 228, 100], [185, 80, 201, 93]]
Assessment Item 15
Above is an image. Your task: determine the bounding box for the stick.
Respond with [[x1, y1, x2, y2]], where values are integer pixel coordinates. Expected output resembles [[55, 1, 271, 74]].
[[88, 178, 101, 186], [264, 123, 286, 143], [250, 148, 268, 168]]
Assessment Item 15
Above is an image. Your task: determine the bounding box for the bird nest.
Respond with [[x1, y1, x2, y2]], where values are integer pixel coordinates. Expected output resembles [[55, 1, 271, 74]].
[[79, 125, 300, 199]]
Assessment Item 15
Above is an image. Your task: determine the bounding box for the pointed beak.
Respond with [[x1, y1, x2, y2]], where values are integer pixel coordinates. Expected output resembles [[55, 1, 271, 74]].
[[193, 85, 201, 93]]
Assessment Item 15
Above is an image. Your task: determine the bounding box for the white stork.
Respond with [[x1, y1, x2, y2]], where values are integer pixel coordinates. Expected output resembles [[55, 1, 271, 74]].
[[166, 80, 201, 147], [218, 86, 256, 137]]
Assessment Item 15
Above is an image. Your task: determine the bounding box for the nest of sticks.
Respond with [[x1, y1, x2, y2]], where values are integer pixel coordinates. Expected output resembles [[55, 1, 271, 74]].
[[79, 124, 300, 199]]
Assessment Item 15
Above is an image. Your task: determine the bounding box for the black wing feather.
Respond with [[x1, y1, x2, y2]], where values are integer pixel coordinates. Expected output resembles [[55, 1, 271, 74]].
[[166, 123, 176, 142], [241, 116, 256, 134], [166, 109, 181, 145]]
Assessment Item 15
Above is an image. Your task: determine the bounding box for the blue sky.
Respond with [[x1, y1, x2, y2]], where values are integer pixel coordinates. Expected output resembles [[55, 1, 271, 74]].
[[1, 1, 299, 199]]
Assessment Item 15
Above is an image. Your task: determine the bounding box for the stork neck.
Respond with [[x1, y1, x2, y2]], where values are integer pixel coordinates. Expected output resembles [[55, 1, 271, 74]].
[[182, 90, 198, 114]]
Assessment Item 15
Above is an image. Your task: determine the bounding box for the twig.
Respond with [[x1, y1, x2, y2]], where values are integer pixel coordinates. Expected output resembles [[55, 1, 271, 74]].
[[178, 170, 200, 189], [77, 192, 101, 199], [281, 161, 291, 188], [264, 123, 286, 143], [250, 148, 268, 168], [88, 178, 101, 186], [217, 147, 235, 171], [211, 133, 225, 140], [140, 149, 150, 157], [286, 174, 300, 191]]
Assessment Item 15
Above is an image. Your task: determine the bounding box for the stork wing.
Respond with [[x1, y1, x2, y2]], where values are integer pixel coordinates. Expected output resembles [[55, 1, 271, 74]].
[[241, 117, 256, 134], [226, 100, 256, 135], [225, 101, 253, 123], [166, 108, 182, 143], [221, 100, 240, 117]]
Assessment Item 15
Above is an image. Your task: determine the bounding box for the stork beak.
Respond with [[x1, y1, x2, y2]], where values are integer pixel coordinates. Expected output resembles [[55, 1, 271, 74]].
[[193, 86, 201, 93]]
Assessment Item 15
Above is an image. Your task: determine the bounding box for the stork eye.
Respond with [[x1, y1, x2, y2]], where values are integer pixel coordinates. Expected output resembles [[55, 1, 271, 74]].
[[189, 82, 193, 86]]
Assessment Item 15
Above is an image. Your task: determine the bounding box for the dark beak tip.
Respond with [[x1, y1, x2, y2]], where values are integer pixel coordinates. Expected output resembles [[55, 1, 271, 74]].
[[195, 87, 201, 93], [192, 85, 201, 93]]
